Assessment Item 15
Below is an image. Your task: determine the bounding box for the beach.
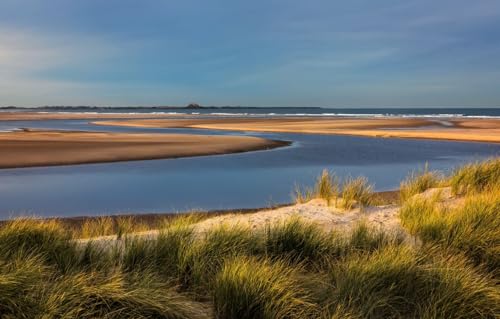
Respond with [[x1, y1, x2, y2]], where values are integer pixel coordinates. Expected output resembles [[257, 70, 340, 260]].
[[96, 117, 500, 143], [0, 129, 288, 169]]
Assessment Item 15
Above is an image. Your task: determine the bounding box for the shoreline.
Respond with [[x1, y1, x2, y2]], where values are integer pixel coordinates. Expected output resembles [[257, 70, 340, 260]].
[[0, 190, 399, 225], [0, 129, 289, 169]]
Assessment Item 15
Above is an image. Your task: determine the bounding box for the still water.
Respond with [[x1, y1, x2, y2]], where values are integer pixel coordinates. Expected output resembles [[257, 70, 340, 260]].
[[0, 120, 499, 218]]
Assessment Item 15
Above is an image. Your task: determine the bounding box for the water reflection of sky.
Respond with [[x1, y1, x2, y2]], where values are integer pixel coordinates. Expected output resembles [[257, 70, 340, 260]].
[[0, 120, 499, 218]]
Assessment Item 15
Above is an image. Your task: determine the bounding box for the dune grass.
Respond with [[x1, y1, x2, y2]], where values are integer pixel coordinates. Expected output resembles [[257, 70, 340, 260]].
[[450, 158, 500, 195], [1, 158, 499, 318], [400, 163, 442, 202], [294, 170, 373, 210], [340, 176, 374, 210], [324, 245, 500, 318], [0, 219, 80, 272], [264, 216, 333, 265], [293, 169, 339, 205], [79, 216, 149, 239], [293, 183, 314, 204], [213, 257, 318, 319], [400, 190, 500, 276], [315, 169, 340, 205], [178, 224, 260, 295]]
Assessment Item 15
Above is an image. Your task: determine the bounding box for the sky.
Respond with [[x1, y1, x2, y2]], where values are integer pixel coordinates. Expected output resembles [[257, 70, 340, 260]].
[[1, 0, 500, 107]]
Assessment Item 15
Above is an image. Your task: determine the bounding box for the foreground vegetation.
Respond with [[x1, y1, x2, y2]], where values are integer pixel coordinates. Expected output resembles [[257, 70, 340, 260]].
[[0, 159, 499, 318]]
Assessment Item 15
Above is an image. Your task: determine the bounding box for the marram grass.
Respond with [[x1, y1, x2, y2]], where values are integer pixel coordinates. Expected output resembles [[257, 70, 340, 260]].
[[0, 158, 499, 318], [324, 245, 500, 319], [400, 189, 500, 276], [340, 176, 374, 210], [213, 256, 318, 319], [400, 163, 442, 202], [450, 158, 500, 195]]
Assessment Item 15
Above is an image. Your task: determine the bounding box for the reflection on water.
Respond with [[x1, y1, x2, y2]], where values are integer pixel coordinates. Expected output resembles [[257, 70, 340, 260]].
[[0, 120, 499, 218]]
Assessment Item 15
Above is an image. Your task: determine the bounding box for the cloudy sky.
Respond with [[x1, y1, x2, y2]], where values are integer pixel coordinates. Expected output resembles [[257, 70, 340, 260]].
[[1, 0, 499, 107]]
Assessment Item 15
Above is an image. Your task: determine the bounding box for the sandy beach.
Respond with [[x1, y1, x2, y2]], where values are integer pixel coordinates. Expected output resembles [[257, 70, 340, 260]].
[[0, 130, 288, 169], [96, 117, 500, 143]]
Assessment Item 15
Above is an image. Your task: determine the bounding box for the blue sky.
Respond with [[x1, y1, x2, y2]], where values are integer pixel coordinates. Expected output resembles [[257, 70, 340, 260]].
[[1, 0, 499, 107]]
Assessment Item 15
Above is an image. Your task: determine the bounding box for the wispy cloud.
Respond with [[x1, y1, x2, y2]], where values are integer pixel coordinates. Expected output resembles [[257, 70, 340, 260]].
[[0, 0, 499, 106]]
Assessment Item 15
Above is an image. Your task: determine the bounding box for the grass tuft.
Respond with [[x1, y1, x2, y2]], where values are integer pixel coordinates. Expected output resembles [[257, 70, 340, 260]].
[[264, 216, 332, 265], [400, 163, 442, 202], [400, 190, 500, 276], [450, 158, 500, 195], [179, 224, 260, 294], [324, 245, 500, 318], [340, 176, 374, 210], [315, 169, 340, 205], [0, 219, 79, 272], [213, 256, 317, 319], [293, 184, 314, 204]]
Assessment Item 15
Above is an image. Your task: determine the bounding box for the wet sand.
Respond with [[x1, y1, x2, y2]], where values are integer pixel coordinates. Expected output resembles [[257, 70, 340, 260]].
[[0, 130, 288, 169], [96, 117, 500, 143]]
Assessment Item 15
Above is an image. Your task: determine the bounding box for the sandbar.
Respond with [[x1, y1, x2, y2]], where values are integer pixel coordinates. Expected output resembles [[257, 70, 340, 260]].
[[95, 117, 500, 143], [0, 130, 288, 169]]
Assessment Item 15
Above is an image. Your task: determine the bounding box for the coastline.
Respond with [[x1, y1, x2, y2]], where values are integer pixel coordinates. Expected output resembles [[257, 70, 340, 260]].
[[0, 129, 289, 169], [0, 190, 399, 224]]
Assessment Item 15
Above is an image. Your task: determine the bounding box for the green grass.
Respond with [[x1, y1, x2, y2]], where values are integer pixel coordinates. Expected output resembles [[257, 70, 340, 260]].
[[81, 216, 115, 238], [346, 221, 405, 254], [400, 163, 442, 202], [79, 216, 149, 239], [315, 169, 340, 205], [264, 216, 333, 265], [1, 158, 499, 318], [324, 245, 500, 318], [213, 257, 318, 319], [0, 219, 79, 272], [178, 224, 260, 295], [450, 158, 500, 195], [0, 255, 48, 318], [293, 169, 339, 205], [294, 171, 373, 209], [340, 176, 374, 210], [400, 190, 500, 276]]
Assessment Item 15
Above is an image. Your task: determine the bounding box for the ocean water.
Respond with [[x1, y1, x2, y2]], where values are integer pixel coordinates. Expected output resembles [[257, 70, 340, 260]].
[[2, 107, 500, 118], [0, 119, 499, 218]]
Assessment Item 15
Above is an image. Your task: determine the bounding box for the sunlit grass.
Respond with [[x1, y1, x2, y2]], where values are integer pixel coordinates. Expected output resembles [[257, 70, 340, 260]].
[[264, 216, 332, 265], [315, 169, 340, 205], [178, 224, 260, 295], [400, 189, 500, 276], [340, 176, 374, 210], [213, 256, 318, 319], [0, 218, 79, 272], [293, 183, 314, 204], [400, 163, 442, 202], [324, 245, 500, 318], [450, 158, 500, 195], [293, 169, 339, 205], [1, 158, 499, 318]]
